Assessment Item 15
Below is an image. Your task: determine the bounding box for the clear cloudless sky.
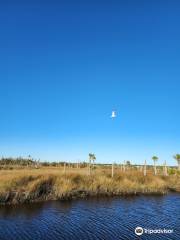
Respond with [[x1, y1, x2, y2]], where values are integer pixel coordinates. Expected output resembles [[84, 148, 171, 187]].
[[0, 0, 179, 165]]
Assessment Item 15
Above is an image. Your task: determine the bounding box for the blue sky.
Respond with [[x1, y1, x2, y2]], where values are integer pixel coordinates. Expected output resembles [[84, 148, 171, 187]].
[[0, 1, 179, 165]]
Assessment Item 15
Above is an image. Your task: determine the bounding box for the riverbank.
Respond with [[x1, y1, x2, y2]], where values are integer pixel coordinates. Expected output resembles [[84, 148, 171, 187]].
[[0, 168, 179, 205]]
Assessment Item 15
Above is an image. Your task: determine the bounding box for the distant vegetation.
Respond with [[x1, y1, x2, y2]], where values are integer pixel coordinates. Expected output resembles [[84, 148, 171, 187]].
[[0, 154, 179, 175], [0, 157, 36, 167], [0, 154, 179, 167], [0, 157, 88, 169]]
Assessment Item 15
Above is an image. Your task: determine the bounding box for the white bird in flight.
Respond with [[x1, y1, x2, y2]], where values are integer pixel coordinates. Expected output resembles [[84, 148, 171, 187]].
[[111, 111, 116, 118]]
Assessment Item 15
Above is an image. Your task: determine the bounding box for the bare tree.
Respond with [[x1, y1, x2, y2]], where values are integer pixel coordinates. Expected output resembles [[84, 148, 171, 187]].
[[163, 160, 168, 176], [63, 162, 66, 173], [144, 160, 147, 176], [112, 162, 114, 178], [123, 160, 126, 172]]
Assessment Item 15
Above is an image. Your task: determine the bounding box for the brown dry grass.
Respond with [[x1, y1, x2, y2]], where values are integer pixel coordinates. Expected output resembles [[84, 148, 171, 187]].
[[0, 167, 179, 204]]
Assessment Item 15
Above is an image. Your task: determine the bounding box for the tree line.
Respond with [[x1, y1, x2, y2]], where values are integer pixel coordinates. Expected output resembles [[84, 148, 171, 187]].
[[0, 153, 180, 171], [0, 156, 88, 168]]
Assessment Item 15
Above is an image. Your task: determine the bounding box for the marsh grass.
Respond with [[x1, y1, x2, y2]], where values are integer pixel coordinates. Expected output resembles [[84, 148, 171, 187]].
[[0, 167, 179, 204]]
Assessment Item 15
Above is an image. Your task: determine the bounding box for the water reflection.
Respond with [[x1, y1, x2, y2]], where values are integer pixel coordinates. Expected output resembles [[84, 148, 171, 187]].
[[0, 202, 46, 220]]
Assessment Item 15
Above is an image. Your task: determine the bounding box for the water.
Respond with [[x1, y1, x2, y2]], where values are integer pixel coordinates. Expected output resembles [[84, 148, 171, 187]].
[[0, 194, 180, 240]]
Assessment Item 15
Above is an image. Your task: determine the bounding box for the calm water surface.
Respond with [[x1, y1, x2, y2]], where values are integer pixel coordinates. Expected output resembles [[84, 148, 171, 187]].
[[0, 194, 180, 240]]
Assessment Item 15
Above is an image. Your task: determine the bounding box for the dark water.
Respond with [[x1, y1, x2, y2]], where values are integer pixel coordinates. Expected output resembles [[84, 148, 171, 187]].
[[0, 194, 180, 240]]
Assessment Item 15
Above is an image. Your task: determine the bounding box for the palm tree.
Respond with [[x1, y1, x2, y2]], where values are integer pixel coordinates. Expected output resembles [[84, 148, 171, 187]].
[[88, 153, 96, 174], [92, 154, 96, 169], [173, 154, 180, 171], [89, 153, 93, 163], [152, 156, 158, 175], [88, 153, 93, 175]]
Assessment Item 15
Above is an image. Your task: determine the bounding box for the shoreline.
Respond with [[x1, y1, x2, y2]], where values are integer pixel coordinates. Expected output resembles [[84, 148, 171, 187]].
[[0, 189, 177, 206], [0, 189, 179, 206]]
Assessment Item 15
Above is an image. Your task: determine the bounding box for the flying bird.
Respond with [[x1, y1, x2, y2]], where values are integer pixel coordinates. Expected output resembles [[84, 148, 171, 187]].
[[111, 111, 116, 118]]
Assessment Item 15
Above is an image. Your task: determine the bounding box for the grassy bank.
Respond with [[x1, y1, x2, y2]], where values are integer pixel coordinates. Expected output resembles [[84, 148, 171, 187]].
[[0, 167, 180, 205]]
